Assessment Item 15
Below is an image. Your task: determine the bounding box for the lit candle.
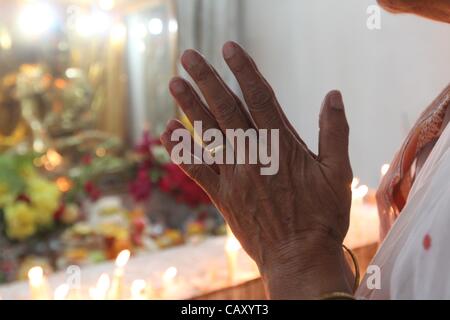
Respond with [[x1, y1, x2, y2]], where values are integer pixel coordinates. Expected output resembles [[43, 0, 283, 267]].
[[54, 284, 70, 300], [108, 250, 130, 300], [130, 279, 147, 300], [225, 226, 241, 285], [161, 267, 178, 298], [28, 266, 50, 300], [351, 178, 368, 206], [89, 273, 111, 300]]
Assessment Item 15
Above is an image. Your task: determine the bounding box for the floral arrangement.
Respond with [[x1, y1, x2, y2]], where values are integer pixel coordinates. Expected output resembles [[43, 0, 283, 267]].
[[132, 130, 211, 208], [0, 153, 79, 242], [158, 163, 211, 207]]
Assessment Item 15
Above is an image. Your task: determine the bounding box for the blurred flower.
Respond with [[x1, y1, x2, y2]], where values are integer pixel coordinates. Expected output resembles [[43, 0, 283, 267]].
[[135, 130, 160, 156], [19, 164, 37, 178], [60, 203, 81, 224], [27, 177, 60, 227], [4, 202, 36, 240], [16, 193, 31, 204], [129, 168, 152, 202], [159, 164, 211, 207], [131, 216, 147, 246], [0, 183, 15, 207], [81, 154, 93, 165], [84, 181, 101, 201]]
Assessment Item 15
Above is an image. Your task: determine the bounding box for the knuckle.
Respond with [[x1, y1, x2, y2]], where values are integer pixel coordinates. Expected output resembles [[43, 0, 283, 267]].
[[246, 84, 274, 110], [212, 99, 237, 123], [324, 120, 349, 138], [192, 64, 211, 83]]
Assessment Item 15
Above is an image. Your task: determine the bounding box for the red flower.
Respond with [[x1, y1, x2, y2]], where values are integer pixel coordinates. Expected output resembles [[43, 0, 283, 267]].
[[16, 193, 31, 204], [135, 130, 161, 155], [158, 163, 211, 207], [131, 217, 147, 246], [129, 168, 152, 202], [81, 154, 92, 165], [84, 181, 101, 201], [53, 203, 65, 221]]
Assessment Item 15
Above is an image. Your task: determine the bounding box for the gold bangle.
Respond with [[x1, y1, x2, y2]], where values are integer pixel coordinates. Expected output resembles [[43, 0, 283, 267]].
[[320, 292, 356, 300], [342, 244, 360, 293]]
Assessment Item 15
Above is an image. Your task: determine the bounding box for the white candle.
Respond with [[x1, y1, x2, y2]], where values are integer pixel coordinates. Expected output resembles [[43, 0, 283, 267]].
[[351, 178, 368, 207], [161, 267, 178, 298], [28, 266, 50, 300], [89, 273, 111, 300], [130, 279, 147, 300], [54, 284, 70, 300], [108, 250, 130, 299]]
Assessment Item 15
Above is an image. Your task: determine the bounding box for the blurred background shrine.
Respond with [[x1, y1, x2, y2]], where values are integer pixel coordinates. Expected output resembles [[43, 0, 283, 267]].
[[0, 0, 225, 285]]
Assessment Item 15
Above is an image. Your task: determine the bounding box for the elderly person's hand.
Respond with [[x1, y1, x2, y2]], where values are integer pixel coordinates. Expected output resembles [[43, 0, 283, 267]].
[[161, 41, 354, 299]]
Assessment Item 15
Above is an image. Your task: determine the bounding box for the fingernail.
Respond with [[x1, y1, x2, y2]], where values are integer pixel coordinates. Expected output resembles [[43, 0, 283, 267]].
[[170, 79, 186, 94], [182, 49, 201, 68], [329, 91, 344, 110], [223, 42, 237, 59]]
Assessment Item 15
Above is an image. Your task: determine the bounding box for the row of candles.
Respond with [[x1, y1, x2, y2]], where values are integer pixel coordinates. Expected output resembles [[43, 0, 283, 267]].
[[26, 228, 242, 300]]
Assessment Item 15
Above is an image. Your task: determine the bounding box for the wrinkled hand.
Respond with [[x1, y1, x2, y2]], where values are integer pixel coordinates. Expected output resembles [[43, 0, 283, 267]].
[[161, 41, 354, 299]]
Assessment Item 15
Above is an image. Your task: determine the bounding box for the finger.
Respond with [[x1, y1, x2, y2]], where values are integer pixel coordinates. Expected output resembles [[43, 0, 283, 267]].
[[224, 42, 318, 159], [244, 53, 312, 148], [209, 66, 257, 129], [169, 77, 219, 134], [181, 49, 250, 131], [161, 120, 220, 195], [222, 41, 287, 131], [318, 91, 352, 182]]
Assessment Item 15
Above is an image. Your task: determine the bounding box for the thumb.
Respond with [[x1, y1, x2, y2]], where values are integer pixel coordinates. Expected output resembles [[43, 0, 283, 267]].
[[318, 90, 352, 179]]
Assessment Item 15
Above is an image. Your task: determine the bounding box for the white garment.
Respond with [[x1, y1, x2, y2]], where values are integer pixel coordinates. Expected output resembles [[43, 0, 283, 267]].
[[356, 123, 450, 299]]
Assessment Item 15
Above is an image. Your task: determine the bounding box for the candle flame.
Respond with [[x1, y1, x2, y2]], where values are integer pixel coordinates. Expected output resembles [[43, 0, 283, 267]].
[[97, 273, 111, 291], [351, 177, 360, 190], [28, 266, 44, 286], [225, 235, 242, 253], [89, 273, 110, 300], [54, 284, 70, 300], [115, 250, 131, 268], [381, 164, 390, 177], [353, 185, 369, 200], [162, 267, 178, 283], [131, 279, 147, 300], [225, 225, 242, 253], [351, 177, 369, 200]]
